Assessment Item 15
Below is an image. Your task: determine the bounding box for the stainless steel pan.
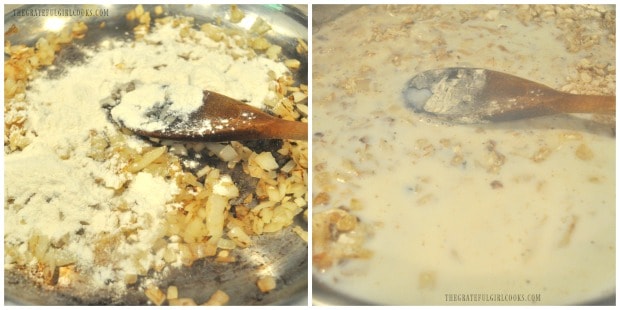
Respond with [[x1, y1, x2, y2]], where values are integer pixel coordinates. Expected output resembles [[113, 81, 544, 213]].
[[311, 4, 614, 306], [4, 4, 308, 306]]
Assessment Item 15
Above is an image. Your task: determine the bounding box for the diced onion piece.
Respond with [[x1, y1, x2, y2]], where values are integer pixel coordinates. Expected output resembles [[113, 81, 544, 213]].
[[201, 23, 224, 41], [255, 152, 278, 171], [215, 250, 235, 263], [256, 276, 277, 293], [127, 146, 166, 173], [145, 286, 166, 306], [169, 298, 197, 306], [195, 164, 212, 179], [124, 273, 138, 285], [213, 175, 239, 198], [190, 242, 217, 259], [296, 38, 308, 54], [205, 194, 228, 241], [58, 266, 78, 287], [267, 186, 282, 202], [218, 145, 238, 162], [227, 224, 252, 248], [294, 197, 306, 207], [205, 143, 238, 162], [183, 218, 206, 243], [266, 44, 282, 60], [167, 285, 178, 300], [280, 160, 296, 173], [134, 4, 144, 18], [229, 5, 245, 23], [203, 290, 230, 306], [217, 238, 236, 250], [284, 59, 301, 70], [178, 243, 194, 266], [296, 103, 308, 115], [53, 250, 77, 266], [29, 234, 50, 259], [292, 91, 308, 103], [250, 17, 271, 35], [163, 246, 177, 263], [250, 37, 271, 50]]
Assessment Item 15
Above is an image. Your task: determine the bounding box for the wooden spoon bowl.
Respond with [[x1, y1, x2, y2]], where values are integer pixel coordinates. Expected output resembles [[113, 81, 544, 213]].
[[403, 68, 615, 124], [123, 90, 308, 142]]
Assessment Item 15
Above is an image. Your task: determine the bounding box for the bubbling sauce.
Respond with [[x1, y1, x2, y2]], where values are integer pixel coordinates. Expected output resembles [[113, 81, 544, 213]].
[[312, 5, 615, 305]]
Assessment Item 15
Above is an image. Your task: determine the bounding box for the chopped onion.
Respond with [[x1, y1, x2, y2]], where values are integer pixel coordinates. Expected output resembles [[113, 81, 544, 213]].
[[254, 152, 279, 171]]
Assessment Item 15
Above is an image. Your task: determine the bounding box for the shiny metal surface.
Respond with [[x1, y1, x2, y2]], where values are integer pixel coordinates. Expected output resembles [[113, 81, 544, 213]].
[[311, 4, 362, 34], [311, 4, 615, 306], [4, 4, 307, 306]]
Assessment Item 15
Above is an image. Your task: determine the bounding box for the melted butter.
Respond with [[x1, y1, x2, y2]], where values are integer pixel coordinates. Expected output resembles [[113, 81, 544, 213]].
[[313, 5, 615, 305]]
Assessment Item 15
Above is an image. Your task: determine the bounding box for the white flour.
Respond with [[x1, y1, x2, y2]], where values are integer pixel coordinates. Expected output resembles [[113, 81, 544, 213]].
[[404, 68, 487, 123], [5, 19, 288, 295], [110, 83, 205, 132], [106, 22, 290, 134]]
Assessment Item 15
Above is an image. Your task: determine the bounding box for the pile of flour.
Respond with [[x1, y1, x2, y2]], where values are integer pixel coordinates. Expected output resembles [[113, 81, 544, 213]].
[[4, 20, 289, 296], [110, 82, 206, 132]]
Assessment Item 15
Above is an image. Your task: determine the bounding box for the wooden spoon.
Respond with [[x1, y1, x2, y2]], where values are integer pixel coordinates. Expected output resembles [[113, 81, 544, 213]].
[[403, 68, 615, 123], [118, 89, 307, 142]]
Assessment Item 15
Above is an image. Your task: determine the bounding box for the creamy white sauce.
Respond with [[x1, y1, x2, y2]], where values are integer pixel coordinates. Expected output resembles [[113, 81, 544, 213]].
[[313, 5, 615, 305]]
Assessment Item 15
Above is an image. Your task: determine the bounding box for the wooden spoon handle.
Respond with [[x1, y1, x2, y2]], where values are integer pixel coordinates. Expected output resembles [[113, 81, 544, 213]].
[[557, 94, 616, 114], [259, 118, 308, 141]]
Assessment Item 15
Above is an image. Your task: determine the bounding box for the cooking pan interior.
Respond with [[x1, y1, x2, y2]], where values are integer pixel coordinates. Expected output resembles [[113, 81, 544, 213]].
[[4, 4, 308, 306]]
